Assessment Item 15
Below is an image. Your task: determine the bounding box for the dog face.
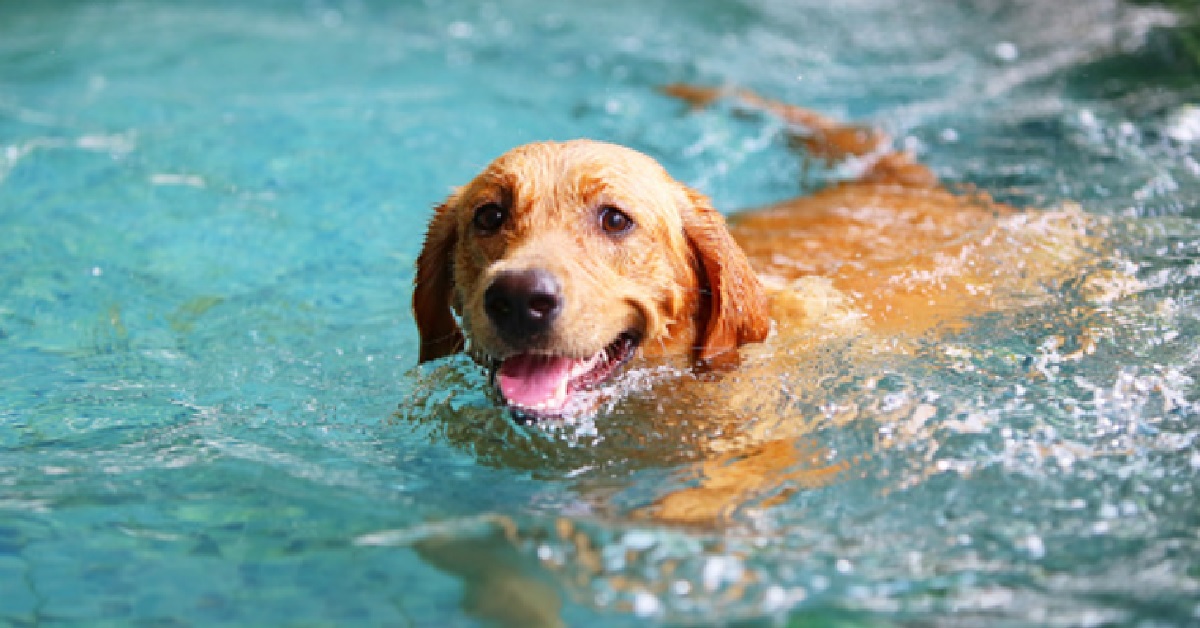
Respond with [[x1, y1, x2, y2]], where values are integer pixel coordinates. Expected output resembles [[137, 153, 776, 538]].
[[413, 140, 769, 418]]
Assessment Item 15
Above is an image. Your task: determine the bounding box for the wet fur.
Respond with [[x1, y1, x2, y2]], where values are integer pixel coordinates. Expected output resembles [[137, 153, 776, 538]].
[[411, 86, 1111, 521], [415, 87, 1096, 390], [414, 140, 770, 371], [409, 85, 1117, 623]]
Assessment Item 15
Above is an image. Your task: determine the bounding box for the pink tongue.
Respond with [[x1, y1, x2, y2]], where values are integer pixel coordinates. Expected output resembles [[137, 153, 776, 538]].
[[496, 354, 575, 411]]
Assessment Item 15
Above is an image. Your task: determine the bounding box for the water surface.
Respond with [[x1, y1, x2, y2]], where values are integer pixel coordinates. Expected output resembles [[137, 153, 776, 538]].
[[2, 0, 1199, 624]]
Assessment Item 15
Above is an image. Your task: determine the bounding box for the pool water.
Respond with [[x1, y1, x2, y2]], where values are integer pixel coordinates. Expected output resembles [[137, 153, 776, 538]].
[[3, 0, 1199, 624]]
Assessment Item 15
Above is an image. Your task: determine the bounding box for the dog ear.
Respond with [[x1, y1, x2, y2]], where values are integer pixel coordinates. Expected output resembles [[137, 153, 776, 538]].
[[681, 187, 771, 365], [413, 200, 465, 363]]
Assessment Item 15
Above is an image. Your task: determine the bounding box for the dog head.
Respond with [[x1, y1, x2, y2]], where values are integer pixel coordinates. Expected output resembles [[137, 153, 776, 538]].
[[413, 140, 769, 418]]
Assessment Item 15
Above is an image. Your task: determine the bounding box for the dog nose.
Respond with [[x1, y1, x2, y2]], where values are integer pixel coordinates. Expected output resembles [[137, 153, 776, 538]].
[[484, 269, 562, 339]]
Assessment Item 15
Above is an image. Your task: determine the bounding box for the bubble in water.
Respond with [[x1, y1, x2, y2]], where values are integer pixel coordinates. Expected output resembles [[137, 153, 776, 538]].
[[993, 41, 1019, 62], [633, 591, 662, 617], [1022, 535, 1046, 559], [447, 21, 474, 39], [1165, 105, 1200, 143]]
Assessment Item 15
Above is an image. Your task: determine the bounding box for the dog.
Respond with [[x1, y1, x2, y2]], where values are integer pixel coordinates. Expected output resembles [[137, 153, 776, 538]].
[[405, 85, 1127, 624], [413, 85, 1103, 426]]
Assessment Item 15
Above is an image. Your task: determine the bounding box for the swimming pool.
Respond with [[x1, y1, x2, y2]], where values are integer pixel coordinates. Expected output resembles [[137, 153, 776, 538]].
[[2, 0, 1198, 624]]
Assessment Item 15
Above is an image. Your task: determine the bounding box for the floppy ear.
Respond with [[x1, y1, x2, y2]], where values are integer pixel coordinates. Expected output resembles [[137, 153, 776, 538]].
[[413, 200, 465, 363], [681, 188, 771, 365]]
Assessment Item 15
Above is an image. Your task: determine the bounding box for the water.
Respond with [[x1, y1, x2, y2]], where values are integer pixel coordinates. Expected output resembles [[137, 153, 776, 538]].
[[2, 0, 1199, 624]]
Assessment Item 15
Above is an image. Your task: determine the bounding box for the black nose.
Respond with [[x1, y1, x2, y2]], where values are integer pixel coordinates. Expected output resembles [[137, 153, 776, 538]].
[[484, 269, 562, 341]]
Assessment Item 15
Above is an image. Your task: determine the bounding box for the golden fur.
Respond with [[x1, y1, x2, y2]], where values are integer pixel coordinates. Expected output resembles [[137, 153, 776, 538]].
[[415, 87, 1096, 390], [414, 140, 769, 368], [408, 85, 1122, 624], [411, 86, 1111, 524], [410, 84, 1127, 525]]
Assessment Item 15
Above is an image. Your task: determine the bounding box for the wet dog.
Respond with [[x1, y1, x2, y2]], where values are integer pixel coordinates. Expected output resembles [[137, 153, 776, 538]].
[[407, 85, 1125, 625], [413, 85, 1101, 427]]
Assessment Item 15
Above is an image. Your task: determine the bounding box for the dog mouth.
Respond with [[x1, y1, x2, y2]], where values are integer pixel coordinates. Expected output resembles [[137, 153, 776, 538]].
[[490, 331, 641, 419]]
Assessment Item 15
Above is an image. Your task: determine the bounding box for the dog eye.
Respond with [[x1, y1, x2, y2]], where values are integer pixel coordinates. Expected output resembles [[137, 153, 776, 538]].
[[599, 206, 634, 236], [472, 203, 507, 234]]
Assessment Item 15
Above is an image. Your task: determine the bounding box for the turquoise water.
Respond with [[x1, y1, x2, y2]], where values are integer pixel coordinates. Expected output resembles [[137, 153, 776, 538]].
[[2, 0, 1199, 624]]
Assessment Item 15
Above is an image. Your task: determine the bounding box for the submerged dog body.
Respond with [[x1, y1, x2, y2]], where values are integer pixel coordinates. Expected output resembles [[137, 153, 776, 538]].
[[413, 87, 1104, 424], [407, 91, 1122, 622]]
